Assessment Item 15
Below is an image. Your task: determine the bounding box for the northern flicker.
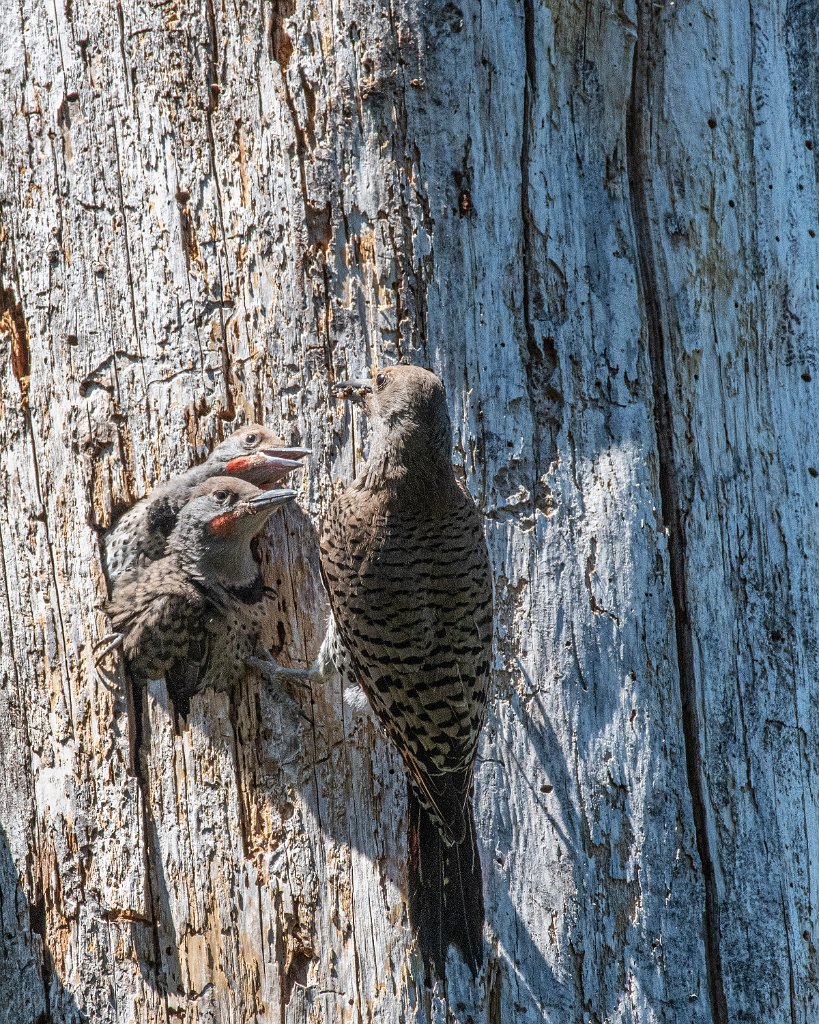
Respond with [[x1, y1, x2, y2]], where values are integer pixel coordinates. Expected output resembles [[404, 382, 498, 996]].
[[105, 477, 296, 768], [104, 424, 308, 584], [320, 364, 493, 976]]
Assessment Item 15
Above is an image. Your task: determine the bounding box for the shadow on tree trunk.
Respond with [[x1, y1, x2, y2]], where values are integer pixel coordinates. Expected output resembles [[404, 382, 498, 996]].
[[0, 822, 88, 1024]]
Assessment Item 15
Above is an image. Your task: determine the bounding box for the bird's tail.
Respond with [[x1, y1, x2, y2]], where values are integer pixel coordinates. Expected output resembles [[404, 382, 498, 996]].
[[406, 782, 484, 977]]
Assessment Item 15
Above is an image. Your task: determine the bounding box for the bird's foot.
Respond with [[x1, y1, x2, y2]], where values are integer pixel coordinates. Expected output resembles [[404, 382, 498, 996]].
[[246, 656, 313, 691], [93, 632, 124, 662], [273, 666, 316, 689], [92, 632, 124, 689], [246, 657, 314, 726]]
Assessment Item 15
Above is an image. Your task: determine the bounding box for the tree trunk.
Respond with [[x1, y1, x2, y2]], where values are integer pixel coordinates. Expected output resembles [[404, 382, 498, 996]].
[[1, 0, 816, 1021]]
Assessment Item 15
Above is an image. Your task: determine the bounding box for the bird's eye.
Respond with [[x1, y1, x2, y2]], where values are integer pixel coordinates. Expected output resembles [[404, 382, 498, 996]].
[[243, 432, 258, 448], [375, 372, 388, 390], [213, 489, 229, 502]]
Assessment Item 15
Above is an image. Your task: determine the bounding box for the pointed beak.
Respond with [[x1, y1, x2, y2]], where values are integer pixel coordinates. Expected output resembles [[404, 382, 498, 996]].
[[261, 445, 311, 461], [208, 488, 297, 538], [331, 378, 373, 403], [225, 449, 310, 483], [244, 487, 298, 515]]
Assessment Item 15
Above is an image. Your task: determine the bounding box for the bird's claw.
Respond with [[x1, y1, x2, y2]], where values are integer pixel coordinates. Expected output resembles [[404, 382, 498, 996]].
[[94, 632, 124, 663], [92, 632, 124, 690]]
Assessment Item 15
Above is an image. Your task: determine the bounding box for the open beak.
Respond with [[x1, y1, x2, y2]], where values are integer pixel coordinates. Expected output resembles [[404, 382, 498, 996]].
[[225, 448, 310, 481], [331, 378, 373, 404]]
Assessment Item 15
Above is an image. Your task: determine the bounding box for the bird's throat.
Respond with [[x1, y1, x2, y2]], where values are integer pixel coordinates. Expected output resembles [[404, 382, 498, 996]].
[[360, 445, 456, 504]]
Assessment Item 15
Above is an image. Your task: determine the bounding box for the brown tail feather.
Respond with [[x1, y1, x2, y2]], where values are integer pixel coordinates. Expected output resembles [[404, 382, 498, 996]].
[[407, 782, 484, 977]]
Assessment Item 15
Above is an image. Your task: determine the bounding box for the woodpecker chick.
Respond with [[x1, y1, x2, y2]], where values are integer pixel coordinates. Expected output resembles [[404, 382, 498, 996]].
[[321, 364, 493, 977], [104, 424, 308, 584], [107, 477, 296, 761]]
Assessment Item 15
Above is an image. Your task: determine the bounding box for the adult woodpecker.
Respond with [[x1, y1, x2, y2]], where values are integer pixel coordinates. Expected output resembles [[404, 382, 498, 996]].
[[320, 364, 493, 976]]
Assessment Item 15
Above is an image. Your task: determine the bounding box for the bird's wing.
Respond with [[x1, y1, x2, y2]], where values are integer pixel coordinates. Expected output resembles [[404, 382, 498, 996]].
[[107, 558, 207, 682], [142, 491, 183, 556], [321, 490, 493, 844]]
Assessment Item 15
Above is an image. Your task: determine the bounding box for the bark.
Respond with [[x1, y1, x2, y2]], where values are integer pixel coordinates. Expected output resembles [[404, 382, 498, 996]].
[[0, 0, 816, 1022]]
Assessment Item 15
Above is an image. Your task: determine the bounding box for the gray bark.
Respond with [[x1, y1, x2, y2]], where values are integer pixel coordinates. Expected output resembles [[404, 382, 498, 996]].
[[0, 0, 816, 1021]]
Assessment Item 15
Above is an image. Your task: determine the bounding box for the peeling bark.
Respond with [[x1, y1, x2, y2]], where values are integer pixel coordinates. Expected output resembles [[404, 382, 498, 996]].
[[1, 1, 817, 1021]]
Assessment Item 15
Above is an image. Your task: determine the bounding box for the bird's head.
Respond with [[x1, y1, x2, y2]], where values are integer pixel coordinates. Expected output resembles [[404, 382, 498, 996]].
[[172, 477, 296, 578], [208, 424, 310, 487], [332, 365, 452, 472]]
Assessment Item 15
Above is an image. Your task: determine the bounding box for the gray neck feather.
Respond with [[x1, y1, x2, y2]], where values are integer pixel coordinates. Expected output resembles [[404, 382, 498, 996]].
[[170, 519, 259, 587], [197, 543, 259, 587], [359, 411, 456, 496]]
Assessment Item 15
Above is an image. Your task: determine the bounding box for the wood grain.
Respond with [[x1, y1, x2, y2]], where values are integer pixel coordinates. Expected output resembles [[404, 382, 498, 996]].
[[0, 0, 816, 1020]]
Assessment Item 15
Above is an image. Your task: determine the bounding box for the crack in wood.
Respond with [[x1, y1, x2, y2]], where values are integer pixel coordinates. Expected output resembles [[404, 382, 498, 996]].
[[111, 118, 147, 397], [202, 0, 238, 424], [626, 19, 729, 1024], [269, 0, 296, 69], [0, 282, 31, 412], [520, 0, 537, 375], [519, 2, 561, 516], [29, 887, 53, 1021]]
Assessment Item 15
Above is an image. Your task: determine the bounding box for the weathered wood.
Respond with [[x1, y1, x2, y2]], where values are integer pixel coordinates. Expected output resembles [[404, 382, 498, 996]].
[[0, 0, 816, 1021]]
